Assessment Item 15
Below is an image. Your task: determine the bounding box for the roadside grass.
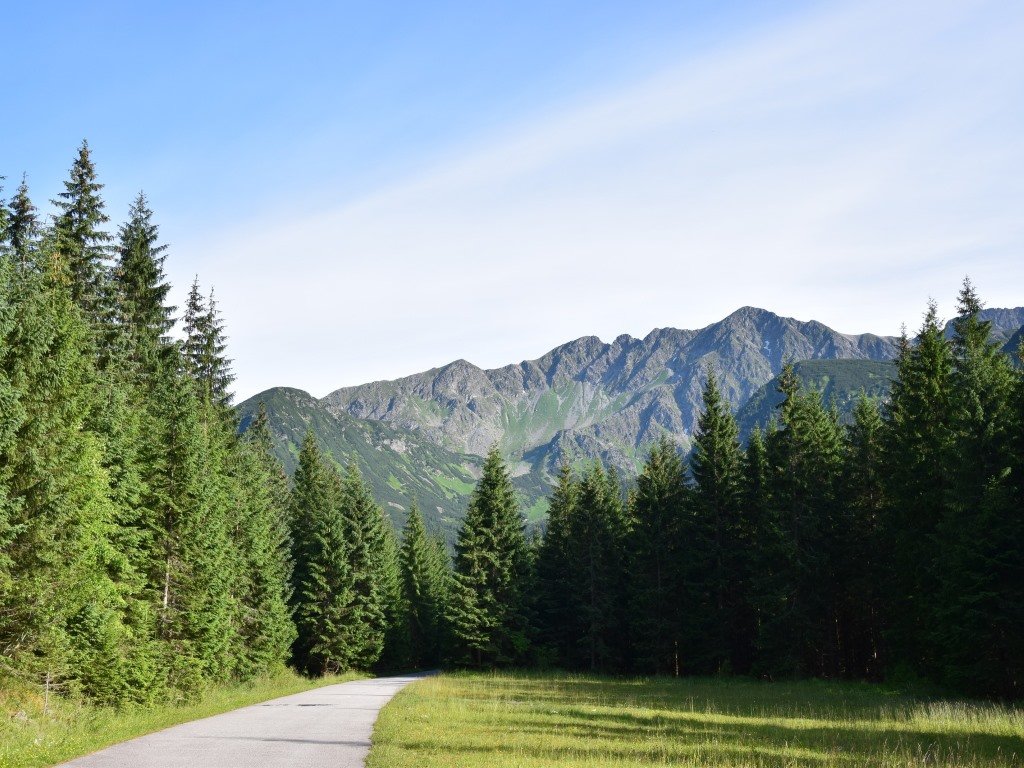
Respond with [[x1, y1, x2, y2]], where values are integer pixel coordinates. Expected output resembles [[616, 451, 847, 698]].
[[368, 671, 1024, 768], [0, 669, 363, 768]]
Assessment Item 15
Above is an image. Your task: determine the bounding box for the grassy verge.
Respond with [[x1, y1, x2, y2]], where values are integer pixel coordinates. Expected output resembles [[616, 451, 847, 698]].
[[0, 669, 363, 768], [367, 671, 1024, 767]]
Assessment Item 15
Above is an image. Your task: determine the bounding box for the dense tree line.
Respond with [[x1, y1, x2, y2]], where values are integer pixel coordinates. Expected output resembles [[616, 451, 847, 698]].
[[517, 282, 1022, 698], [0, 145, 417, 705], [452, 282, 1023, 699]]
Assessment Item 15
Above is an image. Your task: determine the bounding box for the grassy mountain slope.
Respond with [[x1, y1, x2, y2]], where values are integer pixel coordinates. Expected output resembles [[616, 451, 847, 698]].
[[236, 387, 488, 539]]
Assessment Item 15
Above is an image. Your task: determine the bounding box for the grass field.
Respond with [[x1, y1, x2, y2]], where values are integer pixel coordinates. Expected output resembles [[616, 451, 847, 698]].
[[0, 669, 363, 768], [367, 671, 1024, 767]]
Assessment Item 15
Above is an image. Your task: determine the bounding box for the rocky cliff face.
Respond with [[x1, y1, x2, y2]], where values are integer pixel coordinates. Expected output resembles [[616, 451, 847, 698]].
[[321, 307, 900, 476]]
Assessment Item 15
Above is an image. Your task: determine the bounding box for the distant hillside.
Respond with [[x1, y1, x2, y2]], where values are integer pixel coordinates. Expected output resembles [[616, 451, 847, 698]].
[[735, 359, 897, 437]]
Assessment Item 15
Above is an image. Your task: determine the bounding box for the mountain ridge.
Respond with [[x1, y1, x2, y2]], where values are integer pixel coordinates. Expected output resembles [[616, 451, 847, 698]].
[[239, 305, 1023, 535], [320, 306, 903, 467]]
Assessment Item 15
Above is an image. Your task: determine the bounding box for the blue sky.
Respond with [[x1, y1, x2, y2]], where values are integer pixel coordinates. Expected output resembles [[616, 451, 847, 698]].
[[5, 1, 1023, 400]]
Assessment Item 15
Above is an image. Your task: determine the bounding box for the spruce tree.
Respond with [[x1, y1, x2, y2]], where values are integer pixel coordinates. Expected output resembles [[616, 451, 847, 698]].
[[689, 369, 748, 673], [289, 432, 353, 674], [759, 365, 845, 677], [52, 141, 112, 324], [882, 303, 953, 674], [628, 435, 689, 675], [933, 280, 1021, 695], [562, 463, 628, 672], [338, 463, 389, 670], [400, 503, 450, 669], [533, 465, 579, 666], [114, 192, 174, 362], [373, 512, 408, 672], [149, 366, 238, 690], [203, 289, 235, 408], [182, 277, 206, 374], [450, 447, 531, 666], [7, 175, 39, 267], [182, 280, 234, 408]]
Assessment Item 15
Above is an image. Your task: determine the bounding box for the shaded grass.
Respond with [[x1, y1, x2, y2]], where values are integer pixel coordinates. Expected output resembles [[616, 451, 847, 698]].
[[0, 669, 363, 768], [368, 671, 1024, 767]]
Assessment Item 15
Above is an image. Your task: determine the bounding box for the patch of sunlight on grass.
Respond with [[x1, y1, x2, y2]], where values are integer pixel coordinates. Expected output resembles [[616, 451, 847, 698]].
[[367, 671, 1024, 768]]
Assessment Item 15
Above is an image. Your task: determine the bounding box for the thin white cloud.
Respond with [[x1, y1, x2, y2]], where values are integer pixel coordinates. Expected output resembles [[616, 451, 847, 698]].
[[174, 0, 1024, 401]]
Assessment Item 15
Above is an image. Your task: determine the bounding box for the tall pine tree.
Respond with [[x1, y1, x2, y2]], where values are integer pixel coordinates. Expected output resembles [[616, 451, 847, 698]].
[[450, 447, 531, 667], [689, 369, 749, 674], [399, 503, 450, 669], [628, 436, 689, 675], [52, 141, 112, 325], [289, 433, 352, 675]]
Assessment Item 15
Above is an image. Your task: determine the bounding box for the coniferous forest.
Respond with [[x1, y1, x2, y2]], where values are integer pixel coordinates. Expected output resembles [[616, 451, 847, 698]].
[[1, 144, 1022, 712]]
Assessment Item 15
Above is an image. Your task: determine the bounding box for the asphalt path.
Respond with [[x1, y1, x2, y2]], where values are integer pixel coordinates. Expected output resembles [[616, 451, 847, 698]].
[[58, 673, 427, 768]]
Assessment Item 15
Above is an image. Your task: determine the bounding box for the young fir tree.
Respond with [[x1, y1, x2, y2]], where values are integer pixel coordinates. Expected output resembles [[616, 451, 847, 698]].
[[450, 446, 531, 667], [689, 369, 749, 674], [400, 503, 451, 669], [289, 432, 353, 675], [932, 280, 1021, 696], [628, 435, 689, 675], [51, 141, 112, 325], [7, 175, 39, 267], [882, 302, 953, 675], [533, 465, 580, 665]]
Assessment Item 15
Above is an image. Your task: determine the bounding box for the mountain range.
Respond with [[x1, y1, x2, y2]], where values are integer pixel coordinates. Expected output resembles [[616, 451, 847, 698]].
[[237, 305, 1023, 538]]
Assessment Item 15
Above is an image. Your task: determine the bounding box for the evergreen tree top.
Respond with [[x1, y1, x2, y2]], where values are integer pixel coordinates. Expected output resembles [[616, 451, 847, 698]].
[[51, 141, 112, 317], [8, 175, 39, 265], [115, 191, 175, 348]]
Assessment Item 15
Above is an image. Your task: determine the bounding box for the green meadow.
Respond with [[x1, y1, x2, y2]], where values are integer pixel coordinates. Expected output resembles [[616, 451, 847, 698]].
[[368, 672, 1024, 768]]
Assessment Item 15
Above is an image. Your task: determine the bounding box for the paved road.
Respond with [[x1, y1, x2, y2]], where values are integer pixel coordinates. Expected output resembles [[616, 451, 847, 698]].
[[58, 674, 427, 768]]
